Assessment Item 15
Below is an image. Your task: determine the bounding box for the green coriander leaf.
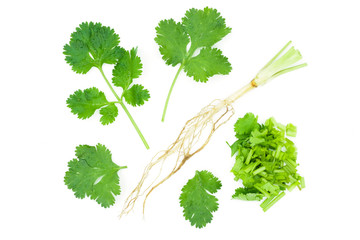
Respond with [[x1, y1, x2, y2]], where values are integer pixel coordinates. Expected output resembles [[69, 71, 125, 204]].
[[184, 47, 231, 82], [100, 103, 118, 125], [180, 170, 222, 228], [64, 22, 123, 74], [249, 129, 268, 145], [232, 187, 264, 201], [66, 87, 108, 119], [156, 7, 232, 121], [239, 171, 261, 189], [64, 22, 150, 149], [155, 19, 189, 66], [123, 84, 150, 107], [249, 136, 265, 145], [182, 7, 231, 48], [112, 47, 143, 90], [234, 112, 259, 136], [128, 48, 143, 79], [64, 144, 127, 208]]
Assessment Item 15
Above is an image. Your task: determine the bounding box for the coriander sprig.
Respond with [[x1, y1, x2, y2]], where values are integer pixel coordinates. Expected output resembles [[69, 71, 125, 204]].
[[64, 22, 150, 149], [155, 7, 232, 121]]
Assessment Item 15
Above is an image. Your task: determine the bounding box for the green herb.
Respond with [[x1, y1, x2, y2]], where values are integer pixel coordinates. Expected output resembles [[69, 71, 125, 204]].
[[179, 170, 222, 228], [64, 144, 127, 208], [229, 113, 305, 212], [155, 7, 232, 121], [64, 22, 150, 149]]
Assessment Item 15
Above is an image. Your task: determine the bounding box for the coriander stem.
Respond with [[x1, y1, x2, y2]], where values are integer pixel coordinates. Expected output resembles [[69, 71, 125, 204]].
[[161, 63, 184, 122], [225, 81, 256, 104], [98, 67, 122, 101], [98, 66, 150, 150], [262, 192, 286, 212], [114, 165, 128, 172], [260, 196, 275, 208], [119, 101, 150, 149]]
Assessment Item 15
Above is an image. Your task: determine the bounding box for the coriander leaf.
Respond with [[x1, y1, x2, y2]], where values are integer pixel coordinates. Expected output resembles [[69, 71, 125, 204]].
[[64, 22, 123, 74], [66, 87, 108, 119], [184, 47, 231, 82], [64, 144, 127, 208], [64, 22, 150, 149], [128, 48, 143, 79], [249, 128, 268, 145], [232, 187, 264, 201], [156, 7, 232, 121], [155, 19, 189, 66], [180, 170, 222, 228], [112, 47, 143, 90], [249, 136, 266, 145], [123, 84, 150, 107], [182, 7, 231, 48], [234, 112, 258, 136], [100, 103, 118, 125]]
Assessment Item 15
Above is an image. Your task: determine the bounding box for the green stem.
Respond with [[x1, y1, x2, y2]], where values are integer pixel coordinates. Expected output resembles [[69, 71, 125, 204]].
[[161, 63, 184, 122], [98, 67, 122, 101], [262, 192, 286, 212], [108, 101, 121, 104], [98, 67, 150, 150], [119, 101, 149, 149], [260, 196, 275, 208], [114, 165, 128, 171]]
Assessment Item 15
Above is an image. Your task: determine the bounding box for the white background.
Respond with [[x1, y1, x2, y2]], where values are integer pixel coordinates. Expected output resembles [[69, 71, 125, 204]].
[[1, 0, 359, 239]]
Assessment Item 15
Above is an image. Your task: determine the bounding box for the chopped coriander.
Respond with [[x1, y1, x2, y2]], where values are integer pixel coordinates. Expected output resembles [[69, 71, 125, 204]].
[[229, 113, 304, 212]]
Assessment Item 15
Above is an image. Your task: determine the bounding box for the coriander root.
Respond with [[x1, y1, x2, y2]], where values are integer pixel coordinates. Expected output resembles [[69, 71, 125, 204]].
[[120, 83, 253, 217]]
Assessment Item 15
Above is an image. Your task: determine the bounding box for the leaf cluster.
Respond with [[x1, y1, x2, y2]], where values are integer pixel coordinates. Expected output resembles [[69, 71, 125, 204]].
[[155, 7, 232, 82], [63, 22, 122, 74], [64, 144, 127, 208], [179, 170, 222, 228], [64, 22, 150, 125]]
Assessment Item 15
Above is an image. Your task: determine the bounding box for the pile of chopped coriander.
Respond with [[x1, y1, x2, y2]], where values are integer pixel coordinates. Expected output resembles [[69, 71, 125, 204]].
[[228, 113, 305, 212]]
